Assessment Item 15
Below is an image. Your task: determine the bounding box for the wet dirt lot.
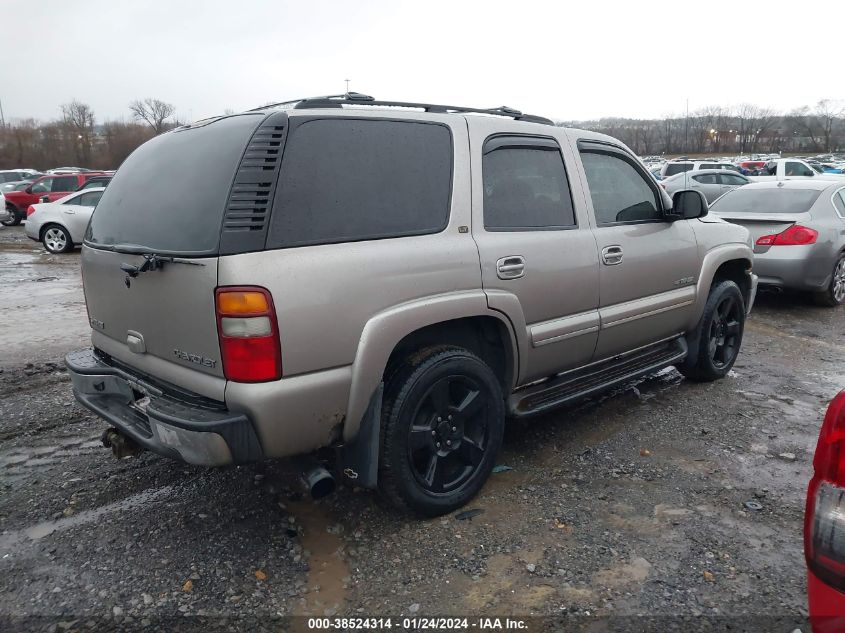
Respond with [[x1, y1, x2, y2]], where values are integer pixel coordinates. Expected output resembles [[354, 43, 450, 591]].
[[1, 224, 843, 632]]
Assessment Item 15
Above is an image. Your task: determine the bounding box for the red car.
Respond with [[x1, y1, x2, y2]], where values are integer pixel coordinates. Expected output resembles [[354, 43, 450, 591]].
[[805, 390, 845, 632], [3, 172, 104, 225]]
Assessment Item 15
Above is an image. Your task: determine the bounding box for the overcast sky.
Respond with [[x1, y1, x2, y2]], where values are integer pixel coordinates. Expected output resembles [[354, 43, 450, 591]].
[[3, 1, 842, 124]]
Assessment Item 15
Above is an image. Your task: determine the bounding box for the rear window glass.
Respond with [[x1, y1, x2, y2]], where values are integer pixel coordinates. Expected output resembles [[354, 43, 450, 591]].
[[267, 119, 452, 248], [665, 163, 693, 176], [711, 187, 823, 214], [86, 114, 262, 254]]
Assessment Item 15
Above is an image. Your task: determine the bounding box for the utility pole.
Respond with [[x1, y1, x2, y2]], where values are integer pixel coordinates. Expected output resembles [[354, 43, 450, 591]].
[[0, 98, 5, 128], [684, 98, 689, 153], [345, 79, 350, 94]]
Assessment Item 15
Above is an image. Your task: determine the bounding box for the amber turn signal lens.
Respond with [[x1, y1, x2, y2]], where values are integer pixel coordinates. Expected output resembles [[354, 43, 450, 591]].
[[216, 291, 269, 315]]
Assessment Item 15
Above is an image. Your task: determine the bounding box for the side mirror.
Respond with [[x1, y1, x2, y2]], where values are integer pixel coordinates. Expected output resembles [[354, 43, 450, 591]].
[[669, 189, 709, 220], [25, 186, 33, 194], [40, 195, 50, 203]]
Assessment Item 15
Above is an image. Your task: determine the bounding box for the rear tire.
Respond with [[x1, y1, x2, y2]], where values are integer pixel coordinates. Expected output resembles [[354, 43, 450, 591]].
[[41, 225, 73, 253], [813, 254, 845, 307], [378, 346, 504, 517], [679, 280, 746, 382]]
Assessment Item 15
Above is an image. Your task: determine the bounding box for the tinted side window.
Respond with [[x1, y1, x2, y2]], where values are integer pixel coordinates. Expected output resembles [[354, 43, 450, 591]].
[[692, 174, 718, 184], [581, 151, 661, 224], [267, 119, 452, 249], [785, 162, 813, 177], [665, 164, 693, 176], [482, 143, 575, 230], [51, 176, 78, 192], [720, 174, 748, 186], [698, 164, 718, 170], [31, 178, 52, 193], [78, 191, 103, 207]]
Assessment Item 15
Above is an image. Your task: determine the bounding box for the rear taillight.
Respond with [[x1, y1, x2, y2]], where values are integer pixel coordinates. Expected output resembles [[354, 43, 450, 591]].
[[756, 225, 818, 246], [26, 205, 36, 217], [215, 286, 281, 382], [805, 392, 845, 591]]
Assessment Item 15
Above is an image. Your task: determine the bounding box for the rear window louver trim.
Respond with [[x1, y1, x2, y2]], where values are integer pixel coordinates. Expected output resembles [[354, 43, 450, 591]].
[[219, 111, 289, 254]]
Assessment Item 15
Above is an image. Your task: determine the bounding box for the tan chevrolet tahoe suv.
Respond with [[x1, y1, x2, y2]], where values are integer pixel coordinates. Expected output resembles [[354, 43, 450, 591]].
[[66, 94, 757, 516]]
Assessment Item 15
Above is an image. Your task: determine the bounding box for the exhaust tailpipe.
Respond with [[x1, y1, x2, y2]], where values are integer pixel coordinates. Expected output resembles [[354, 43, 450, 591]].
[[101, 428, 144, 459], [295, 456, 336, 500]]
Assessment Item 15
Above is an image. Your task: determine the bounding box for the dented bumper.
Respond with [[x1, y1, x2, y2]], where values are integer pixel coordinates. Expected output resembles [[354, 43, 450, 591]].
[[65, 348, 263, 466]]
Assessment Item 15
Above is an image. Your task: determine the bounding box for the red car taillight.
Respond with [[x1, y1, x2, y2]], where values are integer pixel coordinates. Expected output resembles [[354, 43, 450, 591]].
[[756, 225, 819, 246], [26, 205, 37, 217], [215, 286, 282, 382], [806, 391, 845, 592]]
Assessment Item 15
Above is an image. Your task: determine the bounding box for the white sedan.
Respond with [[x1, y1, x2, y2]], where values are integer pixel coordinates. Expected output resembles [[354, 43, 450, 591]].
[[25, 187, 105, 253]]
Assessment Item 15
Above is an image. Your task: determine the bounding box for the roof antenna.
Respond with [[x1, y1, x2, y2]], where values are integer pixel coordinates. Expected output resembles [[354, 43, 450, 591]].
[[345, 79, 350, 96]]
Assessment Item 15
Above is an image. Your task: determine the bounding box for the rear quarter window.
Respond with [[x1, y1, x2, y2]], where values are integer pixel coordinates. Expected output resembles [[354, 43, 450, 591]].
[[266, 119, 452, 249]]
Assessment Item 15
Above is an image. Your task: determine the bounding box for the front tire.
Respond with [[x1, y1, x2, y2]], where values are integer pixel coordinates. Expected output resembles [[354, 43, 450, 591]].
[[42, 225, 73, 253], [378, 346, 505, 517], [679, 280, 746, 382], [813, 254, 845, 307]]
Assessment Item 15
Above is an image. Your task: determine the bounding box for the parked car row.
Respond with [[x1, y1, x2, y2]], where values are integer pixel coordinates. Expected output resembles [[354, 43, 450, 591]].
[[644, 154, 845, 181], [2, 169, 112, 226]]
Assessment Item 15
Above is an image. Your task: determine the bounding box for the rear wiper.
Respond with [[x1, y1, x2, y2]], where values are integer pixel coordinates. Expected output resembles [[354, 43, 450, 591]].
[[120, 253, 205, 279]]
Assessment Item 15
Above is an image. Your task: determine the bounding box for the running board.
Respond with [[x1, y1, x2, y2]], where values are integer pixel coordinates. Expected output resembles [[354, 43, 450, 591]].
[[509, 337, 688, 417]]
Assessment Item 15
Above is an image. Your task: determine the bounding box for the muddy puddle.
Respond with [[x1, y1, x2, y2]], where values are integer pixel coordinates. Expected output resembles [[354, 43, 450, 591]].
[[288, 499, 350, 617], [0, 232, 88, 364]]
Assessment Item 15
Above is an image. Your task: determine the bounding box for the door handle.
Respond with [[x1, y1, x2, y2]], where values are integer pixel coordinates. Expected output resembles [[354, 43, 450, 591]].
[[496, 255, 525, 280], [601, 245, 623, 266], [63, 209, 76, 214]]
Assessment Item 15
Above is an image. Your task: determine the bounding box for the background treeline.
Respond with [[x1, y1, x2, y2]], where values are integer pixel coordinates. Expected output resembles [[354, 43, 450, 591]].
[[0, 98, 179, 170], [1, 98, 843, 171], [559, 100, 845, 157]]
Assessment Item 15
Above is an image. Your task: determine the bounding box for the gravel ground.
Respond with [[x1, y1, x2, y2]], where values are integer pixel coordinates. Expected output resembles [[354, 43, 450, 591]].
[[1, 224, 843, 632]]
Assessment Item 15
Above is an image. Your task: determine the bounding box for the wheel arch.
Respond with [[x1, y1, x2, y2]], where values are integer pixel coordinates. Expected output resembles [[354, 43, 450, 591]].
[[688, 245, 753, 331], [39, 221, 71, 241], [343, 292, 518, 443]]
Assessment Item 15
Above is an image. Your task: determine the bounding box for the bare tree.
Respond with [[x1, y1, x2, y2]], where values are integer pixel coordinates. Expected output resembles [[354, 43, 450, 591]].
[[660, 116, 676, 154], [814, 99, 845, 152], [60, 100, 95, 164], [129, 97, 175, 134]]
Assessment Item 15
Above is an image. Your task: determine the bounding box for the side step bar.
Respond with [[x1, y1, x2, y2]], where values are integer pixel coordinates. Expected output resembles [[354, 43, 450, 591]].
[[509, 337, 688, 417]]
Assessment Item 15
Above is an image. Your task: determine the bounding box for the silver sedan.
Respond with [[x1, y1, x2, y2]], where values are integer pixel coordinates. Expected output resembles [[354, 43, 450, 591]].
[[661, 169, 750, 203], [710, 180, 845, 306], [24, 187, 105, 253]]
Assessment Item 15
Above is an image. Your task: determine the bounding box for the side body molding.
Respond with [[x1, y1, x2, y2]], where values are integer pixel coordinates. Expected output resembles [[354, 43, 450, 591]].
[[343, 290, 519, 441]]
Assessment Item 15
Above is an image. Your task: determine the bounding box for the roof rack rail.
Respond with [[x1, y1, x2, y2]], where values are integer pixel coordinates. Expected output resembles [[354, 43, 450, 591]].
[[245, 92, 375, 112], [250, 93, 554, 125]]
